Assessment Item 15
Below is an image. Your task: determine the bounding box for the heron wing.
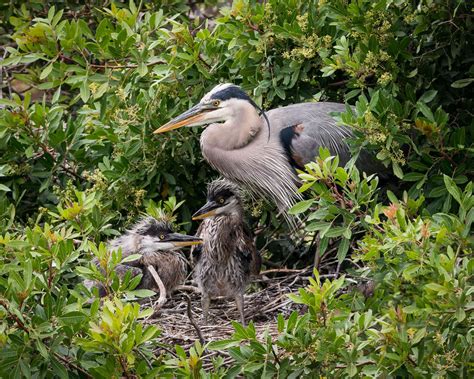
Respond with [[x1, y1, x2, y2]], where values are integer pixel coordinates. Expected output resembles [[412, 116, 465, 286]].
[[270, 102, 384, 174]]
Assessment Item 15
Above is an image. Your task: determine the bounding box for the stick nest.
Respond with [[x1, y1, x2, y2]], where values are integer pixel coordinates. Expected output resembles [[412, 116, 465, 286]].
[[141, 267, 314, 348]]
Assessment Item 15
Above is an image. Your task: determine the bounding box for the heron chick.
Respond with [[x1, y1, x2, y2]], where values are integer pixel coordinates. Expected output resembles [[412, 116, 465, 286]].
[[84, 217, 201, 298], [192, 179, 261, 325]]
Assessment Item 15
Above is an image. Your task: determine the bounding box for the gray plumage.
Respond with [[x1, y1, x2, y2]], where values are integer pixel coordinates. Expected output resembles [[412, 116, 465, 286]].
[[155, 83, 386, 217], [192, 179, 261, 325], [84, 217, 200, 298]]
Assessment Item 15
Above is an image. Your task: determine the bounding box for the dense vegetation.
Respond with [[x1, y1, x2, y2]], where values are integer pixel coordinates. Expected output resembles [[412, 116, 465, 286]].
[[0, 0, 472, 377]]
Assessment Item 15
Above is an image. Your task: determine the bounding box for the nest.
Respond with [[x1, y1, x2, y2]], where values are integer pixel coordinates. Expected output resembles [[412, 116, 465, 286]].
[[141, 267, 320, 349]]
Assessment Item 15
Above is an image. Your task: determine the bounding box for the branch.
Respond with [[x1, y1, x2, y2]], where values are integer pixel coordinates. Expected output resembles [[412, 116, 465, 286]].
[[0, 299, 29, 334], [54, 353, 92, 378], [185, 294, 205, 345], [260, 268, 305, 275], [59, 53, 166, 70], [175, 285, 200, 293]]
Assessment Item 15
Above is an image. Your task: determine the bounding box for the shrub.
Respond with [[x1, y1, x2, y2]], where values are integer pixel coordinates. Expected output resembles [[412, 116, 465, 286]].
[[210, 154, 473, 377], [0, 0, 472, 377]]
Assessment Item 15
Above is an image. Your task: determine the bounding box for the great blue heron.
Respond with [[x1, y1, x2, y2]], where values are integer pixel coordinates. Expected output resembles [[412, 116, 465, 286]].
[[191, 178, 261, 325], [84, 217, 201, 298], [154, 83, 384, 214]]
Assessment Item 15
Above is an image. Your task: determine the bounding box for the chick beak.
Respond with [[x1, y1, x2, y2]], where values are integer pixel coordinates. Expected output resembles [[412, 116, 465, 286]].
[[192, 201, 218, 220], [168, 233, 203, 248]]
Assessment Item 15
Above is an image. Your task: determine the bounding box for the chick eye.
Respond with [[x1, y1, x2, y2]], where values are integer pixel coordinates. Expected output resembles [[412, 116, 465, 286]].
[[212, 100, 220, 107], [218, 197, 225, 204]]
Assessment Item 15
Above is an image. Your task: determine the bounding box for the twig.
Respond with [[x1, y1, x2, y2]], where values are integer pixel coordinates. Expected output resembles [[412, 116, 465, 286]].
[[135, 349, 153, 369], [185, 294, 205, 345], [313, 233, 321, 270], [58, 53, 166, 70], [175, 285, 200, 293], [146, 265, 167, 308], [328, 79, 349, 87], [156, 343, 179, 358], [0, 299, 29, 333], [261, 259, 280, 268], [260, 268, 306, 275], [261, 299, 293, 314], [271, 345, 281, 366], [53, 353, 92, 378]]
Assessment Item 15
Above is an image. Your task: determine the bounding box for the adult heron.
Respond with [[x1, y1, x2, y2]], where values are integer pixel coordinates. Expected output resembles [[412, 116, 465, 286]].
[[154, 83, 383, 214]]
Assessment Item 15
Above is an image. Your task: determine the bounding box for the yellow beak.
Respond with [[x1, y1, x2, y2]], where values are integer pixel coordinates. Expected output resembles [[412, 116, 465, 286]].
[[154, 103, 217, 134], [153, 112, 206, 134], [173, 240, 203, 247], [192, 209, 217, 221]]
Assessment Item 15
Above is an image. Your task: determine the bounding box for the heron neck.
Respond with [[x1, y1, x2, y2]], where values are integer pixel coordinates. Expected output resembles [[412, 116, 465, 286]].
[[202, 112, 262, 150], [203, 215, 244, 260]]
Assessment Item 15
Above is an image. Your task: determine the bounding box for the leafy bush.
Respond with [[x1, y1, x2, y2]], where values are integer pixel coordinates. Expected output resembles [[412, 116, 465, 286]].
[[0, 0, 473, 377], [210, 155, 473, 377]]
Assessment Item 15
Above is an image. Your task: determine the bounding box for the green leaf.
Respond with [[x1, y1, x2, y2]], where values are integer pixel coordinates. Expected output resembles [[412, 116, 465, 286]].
[[138, 62, 148, 77], [275, 87, 286, 100], [0, 98, 19, 107], [0, 184, 11, 192], [47, 6, 56, 22], [131, 289, 155, 298], [324, 226, 346, 238], [36, 341, 49, 359], [403, 172, 424, 181], [121, 254, 142, 264], [456, 307, 466, 322], [94, 82, 109, 99], [425, 283, 448, 295], [337, 237, 350, 263], [40, 63, 54, 80], [392, 162, 404, 179], [52, 9, 64, 27], [419, 90, 437, 103], [288, 199, 313, 215], [451, 78, 473, 88], [417, 102, 435, 122], [60, 311, 87, 325], [207, 340, 241, 350], [80, 80, 90, 102], [50, 357, 68, 379], [443, 175, 462, 205]]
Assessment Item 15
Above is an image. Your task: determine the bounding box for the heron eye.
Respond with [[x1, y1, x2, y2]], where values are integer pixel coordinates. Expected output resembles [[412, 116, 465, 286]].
[[218, 197, 225, 204], [212, 100, 220, 107], [159, 234, 165, 240]]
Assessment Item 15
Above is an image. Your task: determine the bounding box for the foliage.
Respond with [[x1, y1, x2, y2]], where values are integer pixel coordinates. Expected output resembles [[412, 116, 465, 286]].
[[0, 0, 473, 377], [289, 147, 381, 264], [0, 196, 175, 377], [211, 160, 473, 377]]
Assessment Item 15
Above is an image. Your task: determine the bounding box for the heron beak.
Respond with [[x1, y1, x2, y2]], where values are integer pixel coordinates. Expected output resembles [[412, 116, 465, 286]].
[[192, 201, 218, 220], [167, 233, 203, 248], [154, 103, 216, 134]]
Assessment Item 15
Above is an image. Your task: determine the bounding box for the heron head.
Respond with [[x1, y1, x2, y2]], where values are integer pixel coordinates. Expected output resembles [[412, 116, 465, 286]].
[[132, 217, 202, 250], [192, 179, 242, 220], [154, 83, 268, 134]]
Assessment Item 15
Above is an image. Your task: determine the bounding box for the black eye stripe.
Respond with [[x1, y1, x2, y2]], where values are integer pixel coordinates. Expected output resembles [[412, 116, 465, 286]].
[[209, 189, 234, 201]]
